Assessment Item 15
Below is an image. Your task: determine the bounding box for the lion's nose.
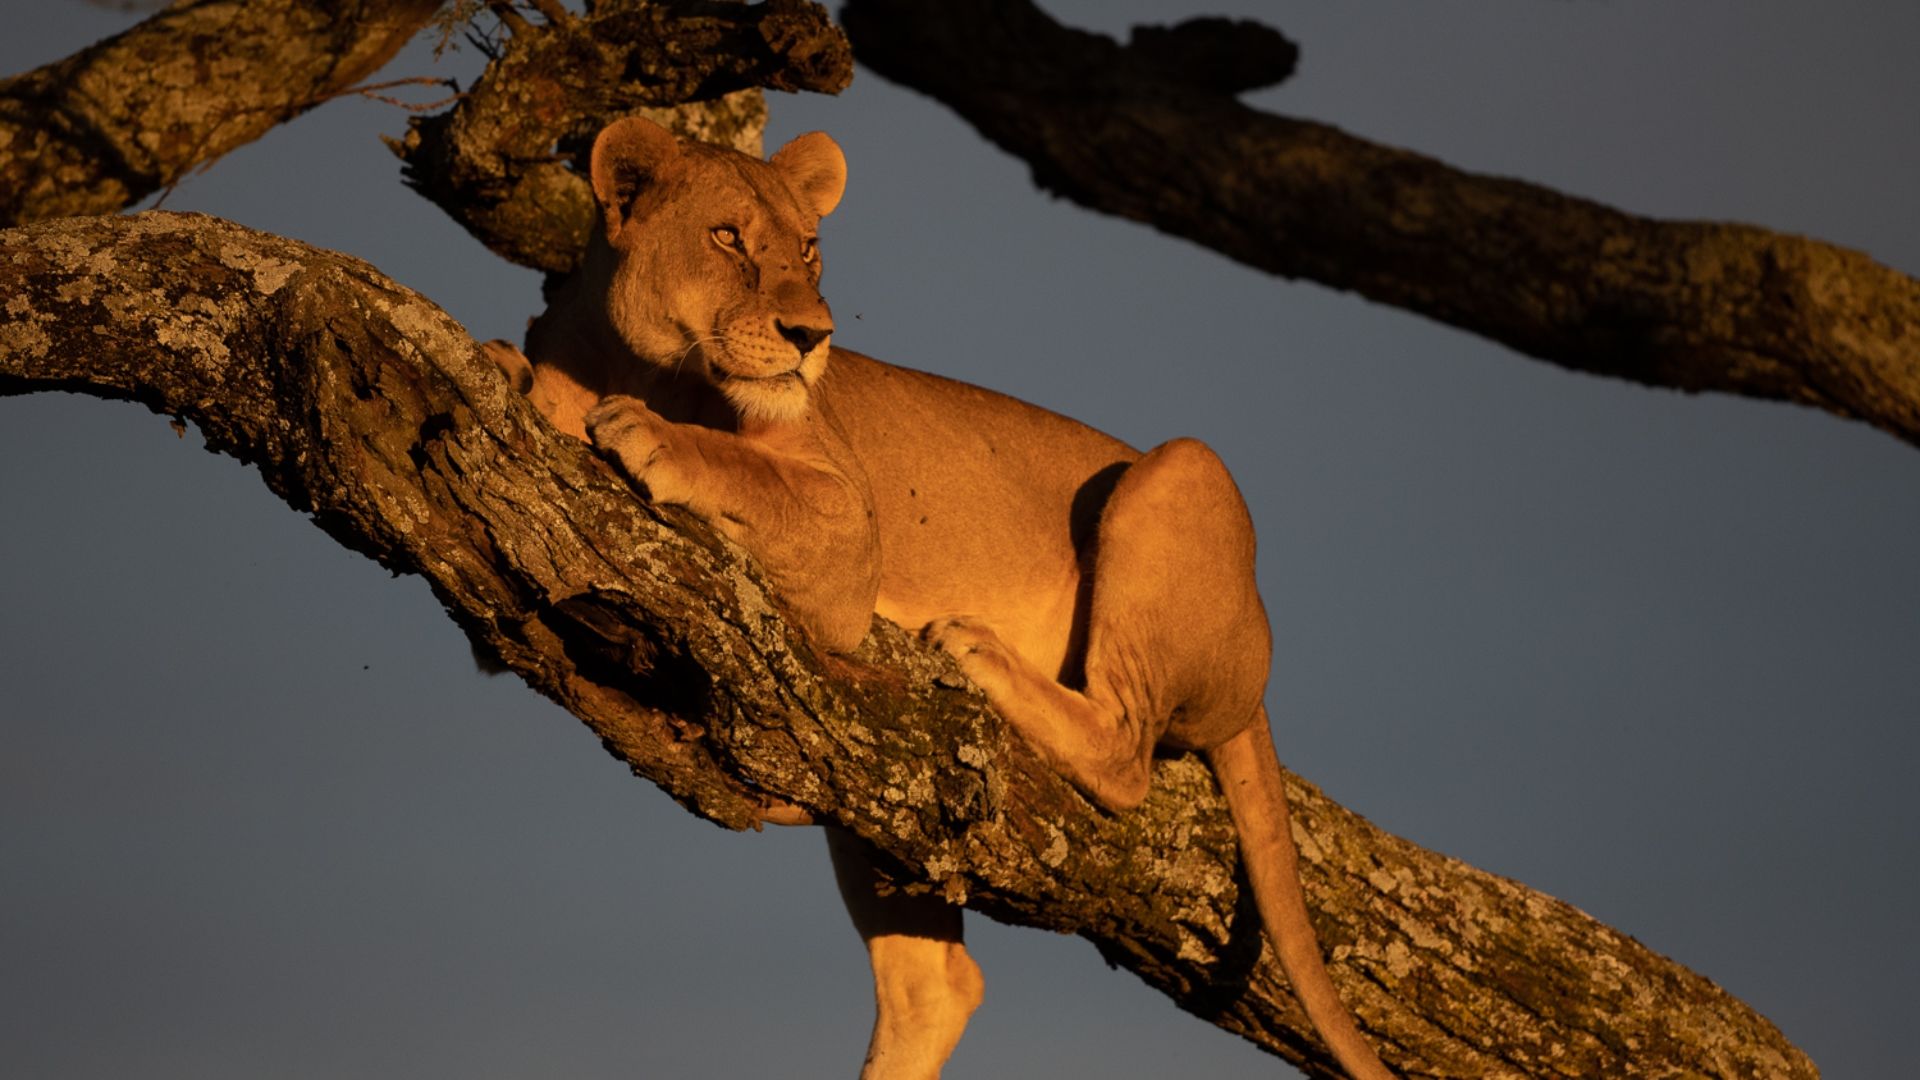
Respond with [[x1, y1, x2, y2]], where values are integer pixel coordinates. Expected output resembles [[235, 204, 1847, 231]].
[[777, 319, 832, 356]]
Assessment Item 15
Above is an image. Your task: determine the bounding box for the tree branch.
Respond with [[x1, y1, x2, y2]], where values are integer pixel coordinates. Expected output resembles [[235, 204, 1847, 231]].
[[0, 0, 443, 226], [839, 0, 1920, 449], [0, 212, 1815, 1078]]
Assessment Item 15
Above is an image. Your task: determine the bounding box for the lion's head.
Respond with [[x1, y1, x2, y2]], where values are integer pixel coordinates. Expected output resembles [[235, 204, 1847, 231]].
[[583, 115, 846, 423]]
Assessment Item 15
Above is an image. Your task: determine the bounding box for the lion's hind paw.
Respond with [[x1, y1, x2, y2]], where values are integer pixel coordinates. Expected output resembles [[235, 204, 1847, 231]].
[[923, 615, 1020, 697]]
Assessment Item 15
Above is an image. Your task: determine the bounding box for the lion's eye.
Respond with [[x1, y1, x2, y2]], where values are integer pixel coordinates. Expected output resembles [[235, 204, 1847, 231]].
[[800, 238, 818, 263], [712, 226, 741, 250]]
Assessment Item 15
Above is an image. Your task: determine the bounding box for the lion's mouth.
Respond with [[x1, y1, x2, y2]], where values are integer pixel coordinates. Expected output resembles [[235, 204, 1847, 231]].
[[720, 369, 805, 388]]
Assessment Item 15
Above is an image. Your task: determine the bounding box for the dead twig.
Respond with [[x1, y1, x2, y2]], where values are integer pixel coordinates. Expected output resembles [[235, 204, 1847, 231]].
[[487, 0, 534, 37], [318, 75, 464, 112], [526, 0, 571, 26]]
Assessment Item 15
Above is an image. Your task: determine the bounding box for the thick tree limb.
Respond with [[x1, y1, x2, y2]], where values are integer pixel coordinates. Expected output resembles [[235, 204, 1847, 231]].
[[839, 0, 1920, 449], [0, 212, 1815, 1078], [391, 0, 854, 275], [0, 0, 443, 226]]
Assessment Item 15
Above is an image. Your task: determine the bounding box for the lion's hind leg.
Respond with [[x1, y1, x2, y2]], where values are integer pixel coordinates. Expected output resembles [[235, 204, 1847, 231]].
[[928, 437, 1272, 812], [926, 612, 1158, 811]]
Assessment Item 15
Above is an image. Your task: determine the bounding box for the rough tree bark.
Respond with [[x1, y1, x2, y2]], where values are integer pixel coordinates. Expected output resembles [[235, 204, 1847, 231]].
[[0, 0, 443, 226], [839, 0, 1920, 449], [0, 211, 1816, 1079]]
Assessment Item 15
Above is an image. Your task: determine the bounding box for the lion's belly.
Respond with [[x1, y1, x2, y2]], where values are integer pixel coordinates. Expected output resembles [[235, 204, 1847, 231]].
[[822, 350, 1137, 681], [870, 507, 1085, 681]]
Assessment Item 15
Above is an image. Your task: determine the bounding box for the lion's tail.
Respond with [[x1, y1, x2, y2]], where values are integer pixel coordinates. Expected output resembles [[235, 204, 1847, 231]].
[[1207, 711, 1395, 1080]]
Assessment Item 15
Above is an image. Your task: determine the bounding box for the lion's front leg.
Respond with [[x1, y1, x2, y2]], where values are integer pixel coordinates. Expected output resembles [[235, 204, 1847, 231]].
[[479, 338, 533, 394], [826, 828, 983, 1080], [584, 395, 698, 506], [585, 395, 880, 652]]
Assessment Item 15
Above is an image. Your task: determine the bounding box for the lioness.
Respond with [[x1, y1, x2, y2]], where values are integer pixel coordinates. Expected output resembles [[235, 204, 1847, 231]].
[[488, 116, 1393, 1080]]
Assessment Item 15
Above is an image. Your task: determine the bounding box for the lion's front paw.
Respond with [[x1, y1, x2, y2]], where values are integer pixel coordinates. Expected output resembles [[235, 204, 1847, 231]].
[[480, 339, 532, 393], [924, 616, 1019, 700], [585, 396, 686, 503]]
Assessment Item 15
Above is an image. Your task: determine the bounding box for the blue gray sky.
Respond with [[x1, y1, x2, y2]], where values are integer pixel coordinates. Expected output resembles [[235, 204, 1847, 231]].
[[4, 2, 1917, 1077]]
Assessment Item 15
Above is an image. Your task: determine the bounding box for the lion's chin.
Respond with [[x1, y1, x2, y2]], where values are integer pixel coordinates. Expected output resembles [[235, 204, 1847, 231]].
[[714, 344, 828, 424], [719, 371, 811, 424]]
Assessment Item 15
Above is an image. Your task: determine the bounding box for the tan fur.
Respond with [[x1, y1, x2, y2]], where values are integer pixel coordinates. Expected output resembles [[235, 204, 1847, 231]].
[[491, 116, 1393, 1080]]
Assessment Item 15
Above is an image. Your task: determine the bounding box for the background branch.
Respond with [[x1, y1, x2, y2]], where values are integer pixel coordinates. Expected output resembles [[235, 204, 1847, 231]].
[[0, 0, 443, 226], [839, 0, 1920, 448], [0, 212, 1816, 1079]]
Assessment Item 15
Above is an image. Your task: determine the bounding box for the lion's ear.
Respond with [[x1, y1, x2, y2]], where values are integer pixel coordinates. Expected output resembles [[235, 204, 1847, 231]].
[[591, 116, 680, 236], [771, 131, 847, 219]]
